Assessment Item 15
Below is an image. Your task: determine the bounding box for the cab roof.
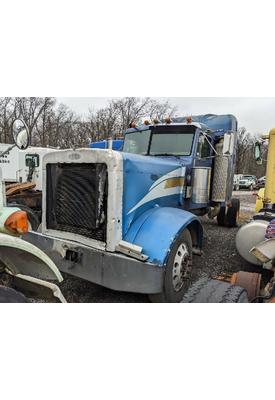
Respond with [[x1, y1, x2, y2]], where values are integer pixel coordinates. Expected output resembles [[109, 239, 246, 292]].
[[125, 122, 208, 134], [125, 114, 237, 135]]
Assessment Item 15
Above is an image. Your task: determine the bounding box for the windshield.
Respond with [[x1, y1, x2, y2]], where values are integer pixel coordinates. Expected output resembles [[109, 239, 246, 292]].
[[123, 125, 196, 156], [123, 130, 150, 155], [150, 132, 194, 156]]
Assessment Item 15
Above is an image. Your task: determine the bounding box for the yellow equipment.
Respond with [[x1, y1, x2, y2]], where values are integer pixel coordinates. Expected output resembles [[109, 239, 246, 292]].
[[236, 127, 275, 265], [255, 188, 265, 212], [263, 128, 275, 208]]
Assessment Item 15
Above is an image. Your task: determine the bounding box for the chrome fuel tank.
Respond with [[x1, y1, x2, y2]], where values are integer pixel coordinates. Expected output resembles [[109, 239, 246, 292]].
[[191, 167, 211, 204], [236, 219, 269, 266]]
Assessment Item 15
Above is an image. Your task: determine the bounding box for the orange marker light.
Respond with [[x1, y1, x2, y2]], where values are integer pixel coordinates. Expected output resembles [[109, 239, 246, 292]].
[[5, 211, 29, 234]]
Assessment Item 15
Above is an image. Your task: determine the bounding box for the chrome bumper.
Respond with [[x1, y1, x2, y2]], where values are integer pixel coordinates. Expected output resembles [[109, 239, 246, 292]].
[[24, 232, 164, 294]]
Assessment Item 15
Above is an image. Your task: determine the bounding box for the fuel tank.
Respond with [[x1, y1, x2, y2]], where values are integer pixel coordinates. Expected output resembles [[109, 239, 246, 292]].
[[191, 167, 211, 204], [235, 219, 269, 265]]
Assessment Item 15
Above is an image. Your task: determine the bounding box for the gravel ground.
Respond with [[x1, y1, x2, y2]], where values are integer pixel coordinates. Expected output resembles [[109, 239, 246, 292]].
[[1, 190, 269, 302], [191, 192, 255, 283]]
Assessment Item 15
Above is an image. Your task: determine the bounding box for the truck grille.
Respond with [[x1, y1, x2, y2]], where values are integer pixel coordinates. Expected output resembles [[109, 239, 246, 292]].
[[46, 163, 108, 242]]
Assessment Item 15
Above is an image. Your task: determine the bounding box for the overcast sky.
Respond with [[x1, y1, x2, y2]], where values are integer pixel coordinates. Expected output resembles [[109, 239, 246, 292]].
[[58, 97, 275, 135]]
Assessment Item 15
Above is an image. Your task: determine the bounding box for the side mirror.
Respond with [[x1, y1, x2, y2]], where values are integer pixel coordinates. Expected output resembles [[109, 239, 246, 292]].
[[254, 141, 262, 165], [222, 133, 234, 156], [12, 119, 30, 150]]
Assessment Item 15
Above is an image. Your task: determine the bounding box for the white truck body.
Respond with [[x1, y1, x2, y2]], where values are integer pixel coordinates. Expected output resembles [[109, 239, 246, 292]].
[[0, 144, 56, 190], [0, 144, 20, 182]]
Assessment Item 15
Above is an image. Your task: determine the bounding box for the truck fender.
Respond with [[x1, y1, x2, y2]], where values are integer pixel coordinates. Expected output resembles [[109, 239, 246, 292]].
[[0, 232, 63, 282], [124, 207, 203, 266]]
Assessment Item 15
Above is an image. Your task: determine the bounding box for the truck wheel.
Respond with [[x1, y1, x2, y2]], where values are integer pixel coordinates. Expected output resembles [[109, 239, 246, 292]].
[[0, 285, 28, 303], [181, 278, 249, 303], [149, 229, 192, 303], [217, 206, 226, 226], [8, 203, 40, 231], [225, 198, 240, 227]]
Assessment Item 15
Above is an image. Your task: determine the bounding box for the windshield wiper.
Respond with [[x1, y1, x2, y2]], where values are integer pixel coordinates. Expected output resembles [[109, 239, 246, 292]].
[[152, 153, 182, 157]]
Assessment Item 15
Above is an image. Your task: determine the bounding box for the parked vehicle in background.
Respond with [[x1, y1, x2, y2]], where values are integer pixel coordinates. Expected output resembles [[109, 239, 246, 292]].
[[0, 119, 65, 303], [236, 129, 275, 266], [255, 176, 266, 190], [182, 127, 275, 303], [25, 114, 240, 302], [233, 174, 242, 190], [0, 144, 57, 228], [238, 175, 257, 190]]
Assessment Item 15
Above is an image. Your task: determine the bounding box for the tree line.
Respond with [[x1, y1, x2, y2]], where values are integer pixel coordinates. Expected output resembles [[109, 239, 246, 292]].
[[0, 97, 176, 148], [0, 97, 266, 177], [235, 127, 267, 178]]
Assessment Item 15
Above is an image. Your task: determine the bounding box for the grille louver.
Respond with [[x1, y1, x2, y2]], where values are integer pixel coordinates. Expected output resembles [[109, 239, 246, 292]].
[[46, 163, 108, 241]]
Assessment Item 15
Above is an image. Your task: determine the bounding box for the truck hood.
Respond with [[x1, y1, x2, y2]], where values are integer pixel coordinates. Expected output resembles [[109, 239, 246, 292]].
[[0, 233, 63, 282], [121, 153, 188, 235]]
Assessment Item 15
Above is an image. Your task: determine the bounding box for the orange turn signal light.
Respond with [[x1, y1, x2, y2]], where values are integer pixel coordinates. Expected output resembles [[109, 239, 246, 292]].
[[4, 211, 29, 234]]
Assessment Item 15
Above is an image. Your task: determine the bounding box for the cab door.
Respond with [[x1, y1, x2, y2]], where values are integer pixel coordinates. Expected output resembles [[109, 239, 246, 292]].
[[195, 132, 213, 168]]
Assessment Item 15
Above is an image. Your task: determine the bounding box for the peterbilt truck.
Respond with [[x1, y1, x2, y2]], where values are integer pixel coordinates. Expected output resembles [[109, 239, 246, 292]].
[[25, 114, 238, 302]]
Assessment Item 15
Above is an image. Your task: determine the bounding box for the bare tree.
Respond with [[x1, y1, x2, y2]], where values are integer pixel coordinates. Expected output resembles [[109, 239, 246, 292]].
[[15, 97, 56, 144], [0, 98, 17, 143], [235, 127, 267, 177], [87, 97, 177, 139]]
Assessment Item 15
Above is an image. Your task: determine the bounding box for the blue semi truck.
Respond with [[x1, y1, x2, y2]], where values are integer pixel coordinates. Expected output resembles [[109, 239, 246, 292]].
[[25, 114, 239, 302], [89, 138, 124, 151]]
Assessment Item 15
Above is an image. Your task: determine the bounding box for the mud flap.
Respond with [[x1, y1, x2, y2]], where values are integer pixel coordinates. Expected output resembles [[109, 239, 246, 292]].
[[12, 274, 67, 303]]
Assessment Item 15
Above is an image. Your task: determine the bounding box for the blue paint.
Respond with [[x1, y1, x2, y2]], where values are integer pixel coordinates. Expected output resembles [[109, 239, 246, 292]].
[[124, 207, 203, 266], [89, 139, 124, 151], [121, 153, 185, 235], [120, 153, 203, 266], [89, 115, 237, 268], [172, 114, 237, 134]]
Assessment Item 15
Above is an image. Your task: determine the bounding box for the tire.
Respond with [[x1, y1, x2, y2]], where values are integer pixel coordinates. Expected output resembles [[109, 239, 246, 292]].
[[181, 278, 249, 303], [8, 203, 40, 231], [225, 198, 240, 227], [0, 285, 29, 303], [217, 206, 226, 226], [149, 229, 193, 303]]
